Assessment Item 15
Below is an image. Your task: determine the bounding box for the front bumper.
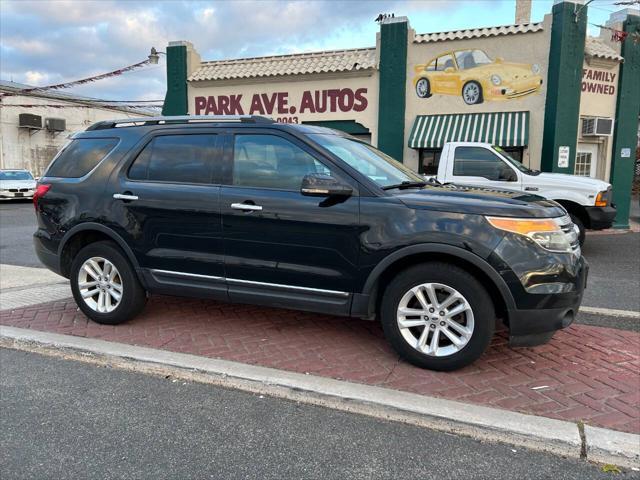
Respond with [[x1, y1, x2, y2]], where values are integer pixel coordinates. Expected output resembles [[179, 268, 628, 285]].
[[489, 77, 543, 100], [585, 205, 616, 230], [506, 257, 588, 347], [0, 190, 34, 199]]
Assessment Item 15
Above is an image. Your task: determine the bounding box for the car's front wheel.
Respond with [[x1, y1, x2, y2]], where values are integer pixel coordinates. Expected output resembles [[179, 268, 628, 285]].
[[569, 214, 586, 247], [70, 241, 147, 325], [462, 81, 483, 105], [415, 78, 431, 98], [380, 263, 495, 371]]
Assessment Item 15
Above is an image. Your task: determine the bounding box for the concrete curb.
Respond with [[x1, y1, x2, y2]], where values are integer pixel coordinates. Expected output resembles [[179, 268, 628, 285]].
[[1, 325, 638, 469], [578, 306, 640, 320]]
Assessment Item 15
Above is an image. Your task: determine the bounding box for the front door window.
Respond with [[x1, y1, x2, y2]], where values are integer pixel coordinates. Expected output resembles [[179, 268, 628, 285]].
[[233, 134, 329, 190]]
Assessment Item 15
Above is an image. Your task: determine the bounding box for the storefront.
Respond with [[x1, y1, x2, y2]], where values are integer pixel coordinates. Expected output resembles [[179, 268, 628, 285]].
[[162, 0, 639, 227]]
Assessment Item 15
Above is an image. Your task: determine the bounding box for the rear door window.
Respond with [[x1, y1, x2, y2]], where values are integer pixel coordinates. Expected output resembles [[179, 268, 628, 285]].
[[128, 134, 219, 184], [46, 138, 118, 178]]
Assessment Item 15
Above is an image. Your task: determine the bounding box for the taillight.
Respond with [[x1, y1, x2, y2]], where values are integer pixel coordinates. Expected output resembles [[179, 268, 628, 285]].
[[33, 184, 51, 210]]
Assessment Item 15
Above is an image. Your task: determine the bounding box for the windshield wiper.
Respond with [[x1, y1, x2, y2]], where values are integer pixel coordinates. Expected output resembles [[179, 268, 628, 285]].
[[381, 181, 428, 190]]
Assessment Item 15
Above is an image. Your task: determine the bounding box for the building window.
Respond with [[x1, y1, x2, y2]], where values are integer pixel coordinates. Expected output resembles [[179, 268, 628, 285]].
[[418, 149, 442, 175], [575, 152, 592, 177]]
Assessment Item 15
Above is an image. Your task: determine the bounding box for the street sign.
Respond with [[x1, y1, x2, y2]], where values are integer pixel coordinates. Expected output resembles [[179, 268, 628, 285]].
[[558, 146, 570, 168]]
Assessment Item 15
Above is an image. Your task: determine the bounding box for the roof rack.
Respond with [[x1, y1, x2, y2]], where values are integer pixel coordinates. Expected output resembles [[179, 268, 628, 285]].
[[87, 115, 274, 131]]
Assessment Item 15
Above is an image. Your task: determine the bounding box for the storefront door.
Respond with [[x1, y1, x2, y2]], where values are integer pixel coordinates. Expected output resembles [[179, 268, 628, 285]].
[[575, 144, 598, 178]]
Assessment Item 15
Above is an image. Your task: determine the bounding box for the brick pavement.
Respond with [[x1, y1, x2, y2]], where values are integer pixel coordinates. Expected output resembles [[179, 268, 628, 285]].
[[1, 295, 639, 434]]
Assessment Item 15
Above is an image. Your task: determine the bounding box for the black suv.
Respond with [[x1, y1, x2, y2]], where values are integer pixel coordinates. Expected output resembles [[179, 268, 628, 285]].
[[34, 115, 587, 371]]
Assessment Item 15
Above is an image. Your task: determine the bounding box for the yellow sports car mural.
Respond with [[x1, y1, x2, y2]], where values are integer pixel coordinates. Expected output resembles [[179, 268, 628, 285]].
[[413, 49, 543, 105]]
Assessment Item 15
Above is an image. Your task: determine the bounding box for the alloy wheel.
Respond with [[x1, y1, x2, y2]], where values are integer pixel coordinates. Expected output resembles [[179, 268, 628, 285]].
[[396, 282, 474, 357], [463, 83, 480, 104], [77, 256, 123, 313], [416, 78, 429, 98]]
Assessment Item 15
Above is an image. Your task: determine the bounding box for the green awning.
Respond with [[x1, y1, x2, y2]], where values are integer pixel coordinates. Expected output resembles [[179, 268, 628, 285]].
[[408, 111, 530, 149]]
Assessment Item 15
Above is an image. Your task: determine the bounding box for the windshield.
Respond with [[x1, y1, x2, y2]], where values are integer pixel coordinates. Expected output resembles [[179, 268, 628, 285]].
[[455, 50, 493, 70], [0, 171, 34, 181], [493, 146, 535, 174], [308, 134, 424, 188]]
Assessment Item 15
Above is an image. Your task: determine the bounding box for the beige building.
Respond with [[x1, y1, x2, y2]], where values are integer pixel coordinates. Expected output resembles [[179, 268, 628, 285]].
[[175, 13, 624, 180], [0, 81, 154, 176], [162, 1, 639, 227], [577, 37, 623, 181]]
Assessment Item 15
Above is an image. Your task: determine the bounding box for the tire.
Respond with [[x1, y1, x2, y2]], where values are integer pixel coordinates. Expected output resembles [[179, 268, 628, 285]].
[[70, 241, 147, 325], [380, 262, 495, 371], [570, 213, 586, 247], [462, 81, 483, 105], [415, 78, 431, 98]]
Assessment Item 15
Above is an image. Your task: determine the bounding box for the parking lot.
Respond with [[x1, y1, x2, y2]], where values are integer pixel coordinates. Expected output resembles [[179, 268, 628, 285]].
[[1, 196, 639, 467]]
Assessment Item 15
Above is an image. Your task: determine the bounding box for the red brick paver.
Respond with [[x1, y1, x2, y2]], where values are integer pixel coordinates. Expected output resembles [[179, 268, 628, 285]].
[[2, 296, 639, 434]]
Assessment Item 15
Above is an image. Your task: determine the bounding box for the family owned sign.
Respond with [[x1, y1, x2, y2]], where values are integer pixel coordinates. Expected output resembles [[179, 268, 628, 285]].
[[194, 88, 368, 117]]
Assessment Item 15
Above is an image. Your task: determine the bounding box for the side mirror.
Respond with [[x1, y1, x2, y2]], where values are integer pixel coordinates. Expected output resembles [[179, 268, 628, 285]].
[[444, 67, 455, 73], [495, 56, 504, 63], [301, 174, 353, 197]]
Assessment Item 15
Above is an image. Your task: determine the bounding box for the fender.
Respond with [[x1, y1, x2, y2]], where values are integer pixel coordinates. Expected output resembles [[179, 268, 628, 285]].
[[58, 222, 141, 272], [361, 243, 516, 311]]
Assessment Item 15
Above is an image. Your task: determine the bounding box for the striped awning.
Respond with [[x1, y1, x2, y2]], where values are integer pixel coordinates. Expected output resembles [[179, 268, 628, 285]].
[[408, 111, 530, 149]]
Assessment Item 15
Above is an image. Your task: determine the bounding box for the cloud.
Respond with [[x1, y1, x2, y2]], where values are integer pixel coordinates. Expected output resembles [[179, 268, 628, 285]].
[[0, 0, 558, 101]]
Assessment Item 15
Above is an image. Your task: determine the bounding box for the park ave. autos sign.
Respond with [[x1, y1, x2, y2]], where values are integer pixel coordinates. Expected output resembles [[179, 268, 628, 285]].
[[194, 88, 369, 121]]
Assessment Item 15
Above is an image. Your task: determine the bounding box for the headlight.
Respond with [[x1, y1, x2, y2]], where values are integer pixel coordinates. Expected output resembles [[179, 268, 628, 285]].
[[491, 74, 502, 86], [486, 216, 574, 253], [595, 189, 609, 207], [532, 64, 540, 74]]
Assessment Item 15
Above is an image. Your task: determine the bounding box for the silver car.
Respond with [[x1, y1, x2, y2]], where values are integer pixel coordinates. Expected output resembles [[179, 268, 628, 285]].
[[0, 169, 37, 199]]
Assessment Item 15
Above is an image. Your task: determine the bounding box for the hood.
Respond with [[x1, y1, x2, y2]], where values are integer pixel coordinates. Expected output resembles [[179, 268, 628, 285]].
[[532, 172, 610, 192], [0, 179, 37, 189], [395, 183, 565, 218], [470, 62, 536, 77]]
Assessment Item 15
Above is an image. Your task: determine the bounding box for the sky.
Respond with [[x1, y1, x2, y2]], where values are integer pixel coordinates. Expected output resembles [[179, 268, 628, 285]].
[[0, 0, 636, 103]]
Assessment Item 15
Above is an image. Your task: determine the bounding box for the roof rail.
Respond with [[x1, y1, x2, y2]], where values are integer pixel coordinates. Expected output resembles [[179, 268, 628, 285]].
[[87, 115, 274, 131]]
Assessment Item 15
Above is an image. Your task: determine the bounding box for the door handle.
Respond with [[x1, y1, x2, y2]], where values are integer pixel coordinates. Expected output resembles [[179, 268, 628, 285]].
[[524, 187, 539, 192], [113, 193, 139, 201], [231, 202, 262, 211]]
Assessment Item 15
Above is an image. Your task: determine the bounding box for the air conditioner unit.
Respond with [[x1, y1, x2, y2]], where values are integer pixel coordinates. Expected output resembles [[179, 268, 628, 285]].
[[45, 118, 66, 132], [18, 113, 42, 129], [582, 117, 613, 137]]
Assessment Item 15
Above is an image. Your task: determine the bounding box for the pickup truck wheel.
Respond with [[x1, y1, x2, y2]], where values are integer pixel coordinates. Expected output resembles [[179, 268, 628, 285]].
[[462, 81, 483, 105], [70, 241, 147, 325], [380, 263, 495, 371], [416, 78, 431, 98], [570, 214, 586, 246]]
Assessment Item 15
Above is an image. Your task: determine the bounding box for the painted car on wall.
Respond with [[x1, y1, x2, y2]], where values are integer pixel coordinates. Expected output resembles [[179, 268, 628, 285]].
[[413, 49, 543, 105]]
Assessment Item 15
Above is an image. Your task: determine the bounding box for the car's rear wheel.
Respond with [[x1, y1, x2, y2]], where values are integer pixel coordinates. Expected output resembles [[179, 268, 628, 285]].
[[462, 81, 483, 105], [380, 263, 495, 371], [70, 241, 147, 325], [416, 78, 431, 98]]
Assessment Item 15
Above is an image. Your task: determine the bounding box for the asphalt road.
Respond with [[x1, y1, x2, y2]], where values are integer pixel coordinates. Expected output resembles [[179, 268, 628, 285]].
[[0, 200, 40, 268], [1, 200, 638, 313], [581, 231, 640, 312], [1, 348, 635, 480]]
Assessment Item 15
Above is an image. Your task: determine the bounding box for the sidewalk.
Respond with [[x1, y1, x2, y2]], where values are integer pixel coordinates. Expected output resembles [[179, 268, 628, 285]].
[[2, 292, 638, 435]]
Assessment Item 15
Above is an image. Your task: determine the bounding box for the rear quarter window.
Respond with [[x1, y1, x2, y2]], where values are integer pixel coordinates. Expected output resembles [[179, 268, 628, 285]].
[[46, 138, 118, 178]]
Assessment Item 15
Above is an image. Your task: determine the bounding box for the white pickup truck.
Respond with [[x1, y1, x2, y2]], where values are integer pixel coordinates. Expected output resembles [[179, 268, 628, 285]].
[[424, 142, 616, 245]]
